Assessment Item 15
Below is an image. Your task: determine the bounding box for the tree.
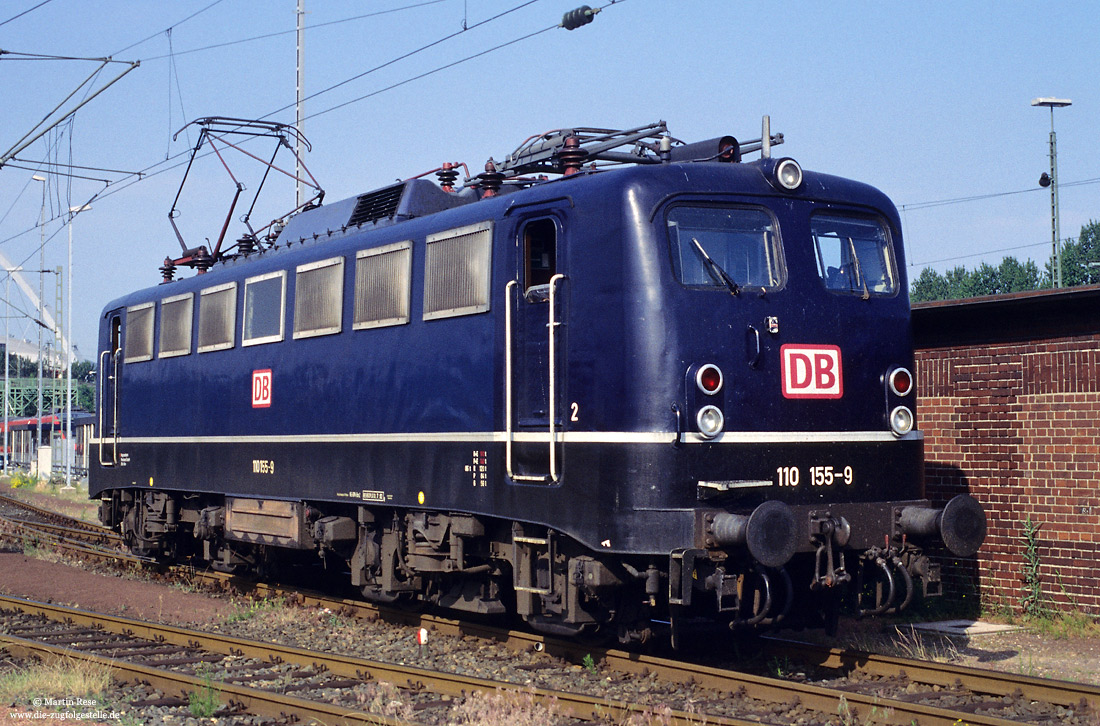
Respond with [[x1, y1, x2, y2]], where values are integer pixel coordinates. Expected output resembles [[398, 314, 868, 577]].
[[910, 266, 950, 302], [910, 256, 1043, 302], [1049, 220, 1100, 287]]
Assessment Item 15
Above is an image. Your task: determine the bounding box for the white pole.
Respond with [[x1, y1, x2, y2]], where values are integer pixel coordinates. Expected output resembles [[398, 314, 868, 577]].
[[296, 0, 306, 207], [3, 273, 8, 477], [64, 204, 90, 489], [34, 175, 45, 461], [65, 216, 73, 488]]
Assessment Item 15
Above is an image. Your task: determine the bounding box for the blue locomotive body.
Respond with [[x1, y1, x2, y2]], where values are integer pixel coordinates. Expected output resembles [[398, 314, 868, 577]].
[[92, 123, 985, 638]]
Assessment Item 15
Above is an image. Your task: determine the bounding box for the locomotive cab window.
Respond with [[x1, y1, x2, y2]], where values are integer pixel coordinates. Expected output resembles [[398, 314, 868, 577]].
[[811, 213, 897, 296], [198, 282, 237, 353], [522, 218, 557, 300], [667, 206, 784, 291], [243, 270, 286, 346], [123, 302, 154, 363], [294, 257, 345, 339], [158, 293, 193, 358]]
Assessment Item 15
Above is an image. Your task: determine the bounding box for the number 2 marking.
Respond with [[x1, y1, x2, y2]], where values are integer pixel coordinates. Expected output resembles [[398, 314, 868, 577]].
[[570, 402, 579, 422]]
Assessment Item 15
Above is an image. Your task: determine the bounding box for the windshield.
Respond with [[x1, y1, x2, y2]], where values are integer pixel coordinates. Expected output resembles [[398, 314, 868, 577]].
[[667, 206, 784, 290], [811, 213, 897, 296]]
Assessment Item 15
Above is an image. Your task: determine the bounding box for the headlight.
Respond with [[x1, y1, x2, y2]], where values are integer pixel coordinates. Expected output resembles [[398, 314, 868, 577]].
[[697, 405, 725, 438], [774, 158, 803, 190], [889, 406, 914, 436]]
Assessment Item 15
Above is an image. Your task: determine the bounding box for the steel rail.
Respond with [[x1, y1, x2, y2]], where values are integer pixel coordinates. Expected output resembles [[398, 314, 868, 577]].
[[0, 515, 144, 565], [157, 571, 1097, 724], [180, 572, 1100, 721], [0, 493, 113, 534], [5, 499, 1094, 724], [0, 633, 411, 726], [764, 637, 1100, 711], [3, 517, 122, 546], [0, 595, 757, 726]]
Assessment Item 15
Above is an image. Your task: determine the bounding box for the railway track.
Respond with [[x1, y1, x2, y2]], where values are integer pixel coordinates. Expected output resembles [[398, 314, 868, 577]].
[[2, 589, 1096, 725], [2, 494, 1097, 724], [0, 492, 135, 563]]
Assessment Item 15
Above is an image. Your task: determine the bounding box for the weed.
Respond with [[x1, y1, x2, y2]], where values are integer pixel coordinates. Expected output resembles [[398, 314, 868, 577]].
[[1024, 609, 1100, 640], [187, 665, 221, 718], [1021, 516, 1050, 619], [582, 653, 598, 676], [890, 626, 959, 663], [617, 704, 675, 726], [352, 680, 415, 721], [224, 596, 285, 623], [767, 655, 793, 678], [1015, 651, 1038, 678], [446, 687, 564, 726]]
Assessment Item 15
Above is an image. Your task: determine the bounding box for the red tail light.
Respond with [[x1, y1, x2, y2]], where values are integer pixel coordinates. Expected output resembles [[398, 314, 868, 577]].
[[696, 364, 723, 395], [889, 367, 913, 396]]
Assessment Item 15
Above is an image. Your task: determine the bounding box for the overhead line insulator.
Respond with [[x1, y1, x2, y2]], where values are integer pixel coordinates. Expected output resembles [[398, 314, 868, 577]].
[[561, 5, 599, 30]]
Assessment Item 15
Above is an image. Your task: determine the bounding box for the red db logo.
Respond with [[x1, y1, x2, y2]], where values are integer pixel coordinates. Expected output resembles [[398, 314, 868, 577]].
[[252, 369, 272, 408], [781, 345, 843, 399]]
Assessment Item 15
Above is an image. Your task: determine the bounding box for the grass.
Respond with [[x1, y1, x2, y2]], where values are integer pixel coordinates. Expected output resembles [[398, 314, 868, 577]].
[[223, 595, 288, 623], [0, 655, 114, 713], [1020, 609, 1100, 640], [1, 474, 98, 522], [186, 664, 221, 718], [446, 687, 564, 726]]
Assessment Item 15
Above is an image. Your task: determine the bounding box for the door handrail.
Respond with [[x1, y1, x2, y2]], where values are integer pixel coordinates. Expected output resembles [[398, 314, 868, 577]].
[[504, 275, 566, 483], [96, 350, 116, 466], [547, 273, 565, 482]]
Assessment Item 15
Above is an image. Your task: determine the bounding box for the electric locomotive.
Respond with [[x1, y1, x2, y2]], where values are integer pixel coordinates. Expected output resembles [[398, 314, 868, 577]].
[[92, 118, 986, 642]]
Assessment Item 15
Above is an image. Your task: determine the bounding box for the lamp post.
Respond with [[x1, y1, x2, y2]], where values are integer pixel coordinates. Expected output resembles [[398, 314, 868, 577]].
[[1032, 97, 1072, 288], [65, 203, 91, 489], [33, 175, 46, 462]]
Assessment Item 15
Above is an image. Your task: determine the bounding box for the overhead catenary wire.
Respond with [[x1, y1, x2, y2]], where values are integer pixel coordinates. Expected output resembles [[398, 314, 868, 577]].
[[139, 0, 449, 62], [110, 0, 228, 57], [13, 0, 592, 213], [900, 177, 1100, 212], [0, 0, 55, 29]]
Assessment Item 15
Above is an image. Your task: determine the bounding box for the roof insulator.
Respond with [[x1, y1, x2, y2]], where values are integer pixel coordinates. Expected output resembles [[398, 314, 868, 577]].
[[561, 5, 599, 30]]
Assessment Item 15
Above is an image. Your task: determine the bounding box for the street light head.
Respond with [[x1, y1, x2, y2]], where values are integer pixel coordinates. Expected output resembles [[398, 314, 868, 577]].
[[1031, 97, 1072, 108], [68, 204, 92, 213], [32, 175, 46, 182]]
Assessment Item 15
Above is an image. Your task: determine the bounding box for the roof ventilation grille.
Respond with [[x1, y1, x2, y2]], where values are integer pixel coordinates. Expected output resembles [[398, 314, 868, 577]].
[[347, 182, 406, 227]]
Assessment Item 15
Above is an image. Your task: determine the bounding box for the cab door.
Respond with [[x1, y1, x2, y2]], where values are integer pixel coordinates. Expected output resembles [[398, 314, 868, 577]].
[[505, 213, 567, 483], [97, 311, 122, 466]]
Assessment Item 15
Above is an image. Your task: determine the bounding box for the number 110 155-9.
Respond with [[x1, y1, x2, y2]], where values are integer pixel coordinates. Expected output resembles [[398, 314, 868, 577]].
[[776, 465, 853, 487]]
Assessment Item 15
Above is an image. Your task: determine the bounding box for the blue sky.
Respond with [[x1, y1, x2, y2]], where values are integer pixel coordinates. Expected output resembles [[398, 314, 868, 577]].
[[1, 0, 1097, 359]]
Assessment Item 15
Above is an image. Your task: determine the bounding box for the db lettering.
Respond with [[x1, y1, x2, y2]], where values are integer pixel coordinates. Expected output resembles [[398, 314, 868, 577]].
[[252, 369, 272, 408], [781, 345, 843, 399]]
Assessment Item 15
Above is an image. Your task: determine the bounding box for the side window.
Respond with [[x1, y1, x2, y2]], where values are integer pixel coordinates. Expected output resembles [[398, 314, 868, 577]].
[[293, 256, 344, 338], [198, 282, 237, 353], [243, 270, 286, 346], [123, 302, 154, 363], [523, 218, 557, 296], [354, 241, 412, 330], [811, 213, 897, 296], [158, 293, 193, 358], [667, 206, 784, 290], [423, 221, 493, 320]]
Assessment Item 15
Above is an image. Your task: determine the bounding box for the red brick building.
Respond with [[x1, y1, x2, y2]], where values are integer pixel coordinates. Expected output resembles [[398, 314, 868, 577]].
[[913, 286, 1100, 617]]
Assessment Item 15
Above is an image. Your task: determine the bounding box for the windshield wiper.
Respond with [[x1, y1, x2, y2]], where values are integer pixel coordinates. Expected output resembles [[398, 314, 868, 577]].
[[691, 237, 740, 296], [845, 236, 871, 300]]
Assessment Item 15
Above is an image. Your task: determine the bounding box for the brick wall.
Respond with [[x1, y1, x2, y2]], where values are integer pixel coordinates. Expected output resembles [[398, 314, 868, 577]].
[[916, 324, 1100, 617]]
